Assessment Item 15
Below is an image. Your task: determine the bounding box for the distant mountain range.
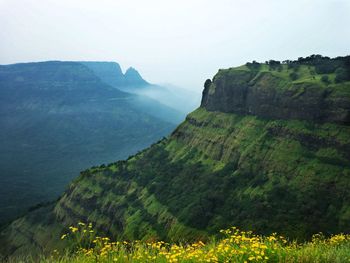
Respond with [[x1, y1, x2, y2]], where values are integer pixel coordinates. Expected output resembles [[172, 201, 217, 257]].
[[81, 61, 201, 114], [80, 62, 149, 87], [0, 60, 194, 224]]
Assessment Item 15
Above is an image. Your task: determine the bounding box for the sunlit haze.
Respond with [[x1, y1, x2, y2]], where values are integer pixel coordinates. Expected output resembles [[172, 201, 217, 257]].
[[1, 0, 349, 90]]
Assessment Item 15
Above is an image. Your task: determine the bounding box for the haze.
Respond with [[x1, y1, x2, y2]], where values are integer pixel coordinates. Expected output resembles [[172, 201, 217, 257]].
[[0, 0, 349, 90]]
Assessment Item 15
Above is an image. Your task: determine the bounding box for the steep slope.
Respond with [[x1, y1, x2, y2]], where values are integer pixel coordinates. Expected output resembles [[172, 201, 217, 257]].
[[0, 61, 178, 224], [79, 61, 126, 87], [202, 65, 349, 124], [1, 56, 350, 258]]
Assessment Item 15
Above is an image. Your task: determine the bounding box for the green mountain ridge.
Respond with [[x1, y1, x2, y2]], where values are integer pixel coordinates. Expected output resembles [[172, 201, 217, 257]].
[[1, 55, 350, 259]]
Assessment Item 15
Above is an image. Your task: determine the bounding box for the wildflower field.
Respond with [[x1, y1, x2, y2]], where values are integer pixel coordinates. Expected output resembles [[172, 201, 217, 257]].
[[11, 222, 349, 263]]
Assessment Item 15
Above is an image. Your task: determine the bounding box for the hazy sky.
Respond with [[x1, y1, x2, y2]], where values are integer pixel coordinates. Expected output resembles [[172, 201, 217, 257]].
[[0, 0, 349, 91]]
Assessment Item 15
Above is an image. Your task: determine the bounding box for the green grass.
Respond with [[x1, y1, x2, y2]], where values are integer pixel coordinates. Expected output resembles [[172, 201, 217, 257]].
[[7, 225, 350, 263], [223, 63, 350, 90]]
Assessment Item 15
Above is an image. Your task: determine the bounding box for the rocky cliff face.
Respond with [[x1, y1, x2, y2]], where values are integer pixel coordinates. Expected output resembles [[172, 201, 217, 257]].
[[201, 68, 350, 124], [80, 61, 125, 87]]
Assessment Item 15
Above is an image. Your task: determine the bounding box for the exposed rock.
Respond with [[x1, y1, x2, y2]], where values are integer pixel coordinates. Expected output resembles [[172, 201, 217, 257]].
[[201, 70, 350, 125]]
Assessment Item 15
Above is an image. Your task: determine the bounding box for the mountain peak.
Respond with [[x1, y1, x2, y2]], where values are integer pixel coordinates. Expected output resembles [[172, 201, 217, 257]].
[[125, 66, 138, 74], [124, 67, 149, 86], [81, 62, 149, 88]]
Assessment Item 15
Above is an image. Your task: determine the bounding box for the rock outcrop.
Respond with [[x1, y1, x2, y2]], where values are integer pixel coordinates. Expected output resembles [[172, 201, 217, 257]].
[[202, 69, 350, 124]]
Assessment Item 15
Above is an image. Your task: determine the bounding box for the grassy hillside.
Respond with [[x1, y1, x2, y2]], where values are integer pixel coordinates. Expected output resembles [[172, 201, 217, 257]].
[[1, 56, 349, 260], [54, 107, 350, 238]]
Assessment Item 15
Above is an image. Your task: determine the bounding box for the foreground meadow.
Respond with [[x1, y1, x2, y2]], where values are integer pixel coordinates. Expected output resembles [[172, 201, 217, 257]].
[[10, 222, 350, 263], [10, 223, 350, 263]]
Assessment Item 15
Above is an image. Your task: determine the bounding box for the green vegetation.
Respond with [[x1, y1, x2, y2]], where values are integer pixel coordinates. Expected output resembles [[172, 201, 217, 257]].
[[321, 75, 330, 84], [289, 72, 298, 80], [228, 55, 350, 87], [8, 224, 350, 262]]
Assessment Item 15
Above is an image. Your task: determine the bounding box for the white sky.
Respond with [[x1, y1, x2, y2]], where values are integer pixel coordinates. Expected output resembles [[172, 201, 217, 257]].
[[0, 0, 349, 91]]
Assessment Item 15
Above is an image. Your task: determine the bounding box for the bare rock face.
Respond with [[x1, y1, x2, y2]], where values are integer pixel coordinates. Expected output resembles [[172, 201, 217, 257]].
[[201, 69, 350, 125]]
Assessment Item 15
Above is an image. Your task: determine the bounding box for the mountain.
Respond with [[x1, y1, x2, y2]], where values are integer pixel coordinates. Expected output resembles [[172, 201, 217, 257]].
[[0, 61, 183, 225], [79, 61, 125, 87], [80, 62, 149, 87], [1, 55, 350, 258], [124, 67, 149, 86], [81, 61, 201, 114], [81, 61, 189, 120]]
